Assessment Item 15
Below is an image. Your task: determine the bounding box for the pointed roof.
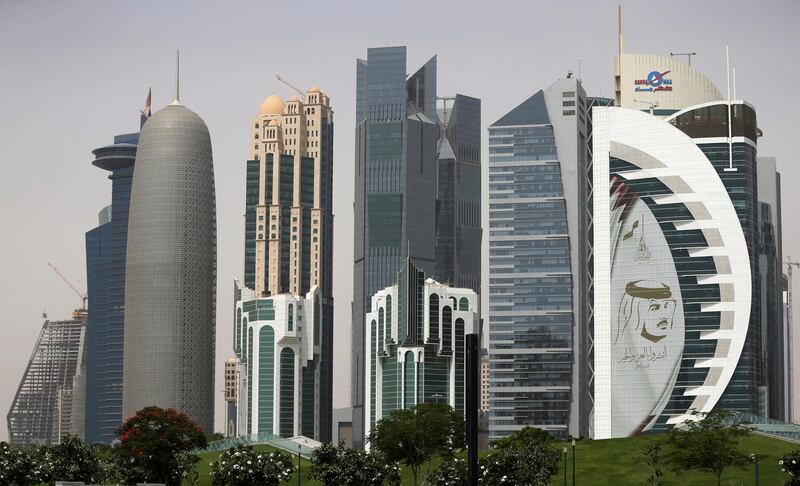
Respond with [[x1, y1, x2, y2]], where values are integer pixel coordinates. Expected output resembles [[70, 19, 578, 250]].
[[491, 89, 549, 127], [437, 137, 455, 160]]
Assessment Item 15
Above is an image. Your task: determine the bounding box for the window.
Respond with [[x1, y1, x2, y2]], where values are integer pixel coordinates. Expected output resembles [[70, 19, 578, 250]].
[[288, 304, 294, 331], [562, 100, 575, 107], [562, 110, 575, 116], [562, 91, 575, 97]]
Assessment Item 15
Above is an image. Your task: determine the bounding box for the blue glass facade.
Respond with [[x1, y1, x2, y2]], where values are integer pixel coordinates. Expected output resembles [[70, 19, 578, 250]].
[[84, 130, 138, 443], [488, 80, 586, 439], [668, 102, 762, 416]]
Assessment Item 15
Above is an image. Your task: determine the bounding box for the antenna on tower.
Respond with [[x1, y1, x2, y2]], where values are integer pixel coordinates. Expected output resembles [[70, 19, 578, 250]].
[[617, 4, 623, 57], [171, 49, 181, 105]]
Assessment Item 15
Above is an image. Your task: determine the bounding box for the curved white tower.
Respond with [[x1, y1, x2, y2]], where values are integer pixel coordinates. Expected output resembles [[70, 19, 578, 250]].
[[123, 57, 216, 433]]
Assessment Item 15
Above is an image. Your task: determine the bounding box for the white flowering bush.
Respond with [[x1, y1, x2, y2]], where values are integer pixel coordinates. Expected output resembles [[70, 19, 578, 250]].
[[0, 442, 38, 486], [210, 445, 295, 486], [35, 435, 101, 485], [780, 450, 800, 485], [478, 443, 561, 485], [309, 441, 401, 486], [427, 456, 467, 485]]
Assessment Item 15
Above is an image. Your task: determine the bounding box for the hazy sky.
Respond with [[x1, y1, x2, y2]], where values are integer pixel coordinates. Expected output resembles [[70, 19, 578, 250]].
[[1, 0, 797, 440]]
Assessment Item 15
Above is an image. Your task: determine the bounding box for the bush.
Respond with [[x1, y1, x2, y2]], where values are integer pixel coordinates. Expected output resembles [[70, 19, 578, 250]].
[[36, 435, 101, 485], [309, 441, 400, 486], [112, 406, 206, 486], [210, 445, 295, 486], [0, 442, 38, 486], [780, 450, 800, 485], [478, 446, 561, 486], [427, 456, 467, 486]]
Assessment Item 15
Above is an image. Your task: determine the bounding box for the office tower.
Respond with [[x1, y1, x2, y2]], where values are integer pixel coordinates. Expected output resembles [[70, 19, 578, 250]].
[[123, 64, 217, 434], [363, 259, 479, 443], [352, 46, 440, 447], [667, 100, 761, 416], [435, 95, 482, 294], [487, 77, 587, 440], [224, 358, 238, 437], [7, 310, 86, 445], [84, 95, 147, 444], [757, 156, 784, 419], [591, 105, 753, 439], [235, 284, 321, 438], [235, 84, 334, 441], [613, 6, 721, 115], [480, 353, 489, 412]]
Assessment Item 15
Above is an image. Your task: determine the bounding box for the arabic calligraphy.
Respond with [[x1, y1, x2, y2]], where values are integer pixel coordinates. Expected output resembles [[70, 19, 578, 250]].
[[619, 346, 668, 369]]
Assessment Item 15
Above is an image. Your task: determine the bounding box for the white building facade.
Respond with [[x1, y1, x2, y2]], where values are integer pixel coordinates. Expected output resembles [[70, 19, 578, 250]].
[[363, 259, 479, 444], [591, 106, 751, 439], [234, 283, 322, 439]]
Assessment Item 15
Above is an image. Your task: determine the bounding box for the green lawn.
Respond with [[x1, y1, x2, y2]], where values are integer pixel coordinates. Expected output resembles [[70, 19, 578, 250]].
[[192, 433, 798, 485]]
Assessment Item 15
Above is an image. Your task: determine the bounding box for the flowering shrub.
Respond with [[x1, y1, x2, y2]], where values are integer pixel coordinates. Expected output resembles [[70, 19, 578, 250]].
[[427, 456, 467, 486], [210, 445, 295, 486], [0, 442, 37, 486], [780, 450, 800, 485], [36, 435, 101, 485], [112, 406, 206, 486], [309, 441, 401, 486]]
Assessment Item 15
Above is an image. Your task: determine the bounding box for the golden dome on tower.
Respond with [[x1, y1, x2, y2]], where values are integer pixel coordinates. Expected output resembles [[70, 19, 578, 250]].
[[259, 93, 285, 115]]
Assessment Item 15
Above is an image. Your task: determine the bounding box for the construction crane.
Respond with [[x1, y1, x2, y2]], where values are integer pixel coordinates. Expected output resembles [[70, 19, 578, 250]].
[[275, 75, 304, 96], [437, 95, 456, 129], [670, 51, 697, 66], [787, 257, 800, 422], [46, 262, 87, 310]]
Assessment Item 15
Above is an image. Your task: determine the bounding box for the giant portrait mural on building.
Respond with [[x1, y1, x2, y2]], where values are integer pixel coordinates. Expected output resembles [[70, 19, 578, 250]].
[[609, 177, 685, 437]]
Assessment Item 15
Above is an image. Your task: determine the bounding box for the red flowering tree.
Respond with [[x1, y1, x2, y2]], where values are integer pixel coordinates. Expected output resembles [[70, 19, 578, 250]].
[[112, 406, 207, 486]]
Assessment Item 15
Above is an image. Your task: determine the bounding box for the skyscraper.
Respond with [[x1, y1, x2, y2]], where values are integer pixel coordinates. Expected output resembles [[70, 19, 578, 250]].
[[224, 358, 238, 438], [487, 77, 588, 440], [435, 95, 482, 294], [234, 85, 334, 441], [757, 156, 784, 419], [84, 95, 147, 444], [591, 105, 754, 438], [352, 47, 439, 447], [666, 100, 762, 416], [7, 310, 86, 445], [363, 258, 479, 443], [122, 62, 217, 434]]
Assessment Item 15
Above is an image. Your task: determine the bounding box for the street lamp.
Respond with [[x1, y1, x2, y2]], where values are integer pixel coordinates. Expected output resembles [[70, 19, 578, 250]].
[[572, 437, 576, 486], [563, 445, 568, 486], [297, 442, 302, 486], [432, 393, 444, 404], [751, 453, 761, 486]]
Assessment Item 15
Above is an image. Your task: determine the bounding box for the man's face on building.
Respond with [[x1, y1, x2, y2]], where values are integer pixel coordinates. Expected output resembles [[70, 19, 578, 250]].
[[637, 297, 675, 343]]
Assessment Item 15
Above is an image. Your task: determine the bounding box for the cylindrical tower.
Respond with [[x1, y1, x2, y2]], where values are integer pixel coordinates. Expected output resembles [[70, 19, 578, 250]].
[[123, 99, 216, 433]]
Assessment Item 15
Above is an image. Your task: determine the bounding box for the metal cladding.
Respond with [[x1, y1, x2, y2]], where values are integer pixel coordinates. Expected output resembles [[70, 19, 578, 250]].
[[122, 103, 216, 433]]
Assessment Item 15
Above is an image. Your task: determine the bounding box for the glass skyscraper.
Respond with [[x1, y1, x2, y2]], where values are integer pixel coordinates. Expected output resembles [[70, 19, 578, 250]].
[[488, 78, 587, 440], [84, 116, 142, 444], [352, 47, 439, 447]]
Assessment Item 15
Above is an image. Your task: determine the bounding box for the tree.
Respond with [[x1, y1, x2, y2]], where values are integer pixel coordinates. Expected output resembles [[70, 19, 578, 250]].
[[779, 449, 800, 485], [427, 456, 467, 486], [210, 445, 294, 486], [667, 408, 750, 486], [478, 435, 561, 486], [492, 426, 553, 451], [309, 441, 401, 486], [37, 435, 100, 485], [478, 447, 561, 485], [368, 403, 465, 486], [112, 406, 207, 486], [0, 442, 37, 486], [638, 442, 665, 486]]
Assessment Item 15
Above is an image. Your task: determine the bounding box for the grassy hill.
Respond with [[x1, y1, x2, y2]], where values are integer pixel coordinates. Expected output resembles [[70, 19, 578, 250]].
[[193, 432, 797, 485]]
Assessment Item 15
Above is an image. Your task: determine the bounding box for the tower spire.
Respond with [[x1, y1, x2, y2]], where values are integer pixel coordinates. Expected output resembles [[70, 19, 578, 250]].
[[171, 49, 181, 105]]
